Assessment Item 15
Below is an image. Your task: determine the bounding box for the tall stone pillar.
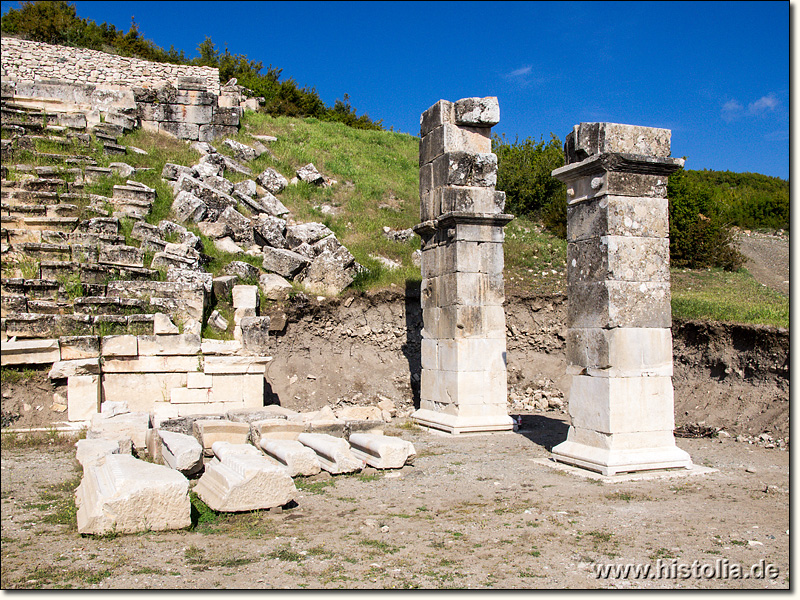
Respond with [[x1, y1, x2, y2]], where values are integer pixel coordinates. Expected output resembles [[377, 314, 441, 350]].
[[550, 122, 693, 475], [411, 97, 514, 434]]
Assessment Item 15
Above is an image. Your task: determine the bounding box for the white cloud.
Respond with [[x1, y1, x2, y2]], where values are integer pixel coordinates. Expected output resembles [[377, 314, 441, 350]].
[[748, 94, 780, 114], [721, 99, 743, 122], [506, 66, 532, 78], [764, 129, 789, 142]]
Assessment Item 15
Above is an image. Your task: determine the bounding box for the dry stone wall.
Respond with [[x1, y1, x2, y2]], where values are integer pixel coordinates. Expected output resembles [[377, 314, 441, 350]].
[[1, 37, 219, 94]]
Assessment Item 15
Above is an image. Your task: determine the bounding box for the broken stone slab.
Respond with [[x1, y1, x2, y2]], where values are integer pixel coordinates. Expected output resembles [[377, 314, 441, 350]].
[[167, 267, 213, 294], [153, 312, 180, 335], [286, 222, 334, 248], [348, 433, 416, 469], [217, 206, 254, 246], [256, 167, 288, 194], [297, 432, 364, 474], [296, 246, 360, 295], [253, 214, 287, 249], [240, 316, 270, 354], [214, 236, 244, 254], [296, 163, 328, 186], [200, 339, 242, 355], [223, 138, 258, 162], [203, 174, 235, 196], [454, 96, 500, 127], [88, 411, 151, 451], [75, 438, 126, 469], [262, 246, 310, 278], [259, 273, 293, 301], [0, 338, 60, 365], [252, 418, 306, 442], [222, 261, 261, 282], [259, 191, 290, 218], [158, 429, 204, 475], [161, 163, 195, 181], [192, 419, 251, 454], [260, 438, 321, 477], [172, 190, 208, 224], [193, 442, 296, 512], [48, 358, 101, 379], [207, 309, 229, 331], [75, 454, 191, 534]]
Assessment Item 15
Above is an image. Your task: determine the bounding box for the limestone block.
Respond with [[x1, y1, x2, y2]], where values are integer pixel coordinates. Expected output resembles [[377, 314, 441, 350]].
[[153, 313, 180, 335], [68, 374, 100, 421], [437, 338, 507, 373], [152, 402, 180, 425], [259, 438, 321, 477], [436, 240, 504, 275], [419, 123, 492, 166], [102, 355, 200, 373], [172, 190, 208, 223], [454, 96, 500, 127], [257, 167, 289, 194], [261, 246, 310, 278], [211, 275, 238, 301], [160, 121, 200, 140], [240, 316, 271, 354], [209, 373, 264, 408], [177, 402, 237, 417], [568, 237, 670, 284], [431, 272, 505, 308], [187, 372, 213, 388], [101, 335, 138, 357], [567, 281, 671, 329], [194, 442, 296, 511], [98, 245, 144, 267], [136, 333, 201, 356], [204, 355, 271, 374], [158, 430, 203, 475], [421, 339, 439, 371], [0, 338, 60, 365], [567, 376, 676, 434], [232, 285, 259, 310], [431, 152, 497, 188], [565, 172, 669, 203], [49, 358, 101, 379], [75, 454, 190, 534], [101, 372, 187, 412], [336, 406, 384, 422], [348, 433, 416, 469], [192, 419, 250, 451], [200, 339, 242, 355], [411, 407, 514, 435], [253, 214, 288, 249], [258, 273, 293, 301], [286, 222, 334, 248], [171, 387, 211, 404], [75, 438, 123, 469], [420, 369, 507, 407], [89, 411, 151, 450], [566, 122, 671, 163], [566, 327, 673, 378], [567, 196, 669, 242], [58, 336, 100, 360], [253, 418, 306, 441], [448, 219, 510, 244], [437, 187, 505, 216], [420, 99, 454, 137], [297, 433, 365, 474]]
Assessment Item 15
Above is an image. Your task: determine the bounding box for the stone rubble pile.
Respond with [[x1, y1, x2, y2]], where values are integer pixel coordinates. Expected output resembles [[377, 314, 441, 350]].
[[71, 400, 415, 534]]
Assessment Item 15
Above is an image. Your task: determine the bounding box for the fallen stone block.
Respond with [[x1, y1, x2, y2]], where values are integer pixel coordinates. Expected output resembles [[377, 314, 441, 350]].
[[48, 358, 101, 379], [260, 438, 321, 477], [75, 438, 125, 469], [252, 418, 306, 442], [75, 454, 191, 534], [88, 411, 151, 450], [348, 433, 416, 469], [1, 338, 60, 365], [192, 419, 250, 454], [158, 430, 204, 475], [297, 433, 364, 474], [336, 406, 384, 422], [256, 167, 288, 194], [193, 442, 296, 512]]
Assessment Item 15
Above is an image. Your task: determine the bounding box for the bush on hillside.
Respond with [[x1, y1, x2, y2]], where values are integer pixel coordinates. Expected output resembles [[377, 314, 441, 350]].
[[493, 134, 566, 237], [668, 168, 744, 271]]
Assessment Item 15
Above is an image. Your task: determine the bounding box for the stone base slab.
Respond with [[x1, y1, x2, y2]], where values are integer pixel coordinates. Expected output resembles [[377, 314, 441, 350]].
[[551, 437, 692, 477], [411, 408, 513, 435], [533, 457, 715, 482]]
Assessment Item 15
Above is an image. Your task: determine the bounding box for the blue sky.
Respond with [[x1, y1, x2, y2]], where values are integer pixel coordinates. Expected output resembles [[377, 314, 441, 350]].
[[0, 1, 790, 179]]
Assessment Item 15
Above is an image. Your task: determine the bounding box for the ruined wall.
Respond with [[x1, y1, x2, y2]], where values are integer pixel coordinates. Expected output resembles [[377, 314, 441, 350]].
[[0, 37, 219, 94]]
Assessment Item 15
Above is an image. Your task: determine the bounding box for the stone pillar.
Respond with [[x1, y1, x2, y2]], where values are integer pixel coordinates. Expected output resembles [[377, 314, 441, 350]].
[[411, 97, 514, 434], [550, 122, 692, 475]]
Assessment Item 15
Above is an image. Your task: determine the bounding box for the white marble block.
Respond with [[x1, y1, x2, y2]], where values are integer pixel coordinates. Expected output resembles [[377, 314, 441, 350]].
[[259, 438, 321, 477], [158, 429, 204, 475], [348, 433, 416, 469], [297, 433, 364, 474]]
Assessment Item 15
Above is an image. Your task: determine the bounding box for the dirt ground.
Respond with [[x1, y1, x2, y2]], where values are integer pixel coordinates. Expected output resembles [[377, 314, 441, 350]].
[[0, 419, 789, 590], [736, 230, 789, 297]]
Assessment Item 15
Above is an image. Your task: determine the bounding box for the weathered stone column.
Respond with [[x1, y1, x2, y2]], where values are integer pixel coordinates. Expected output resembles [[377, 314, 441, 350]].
[[411, 97, 514, 434], [550, 122, 693, 475]]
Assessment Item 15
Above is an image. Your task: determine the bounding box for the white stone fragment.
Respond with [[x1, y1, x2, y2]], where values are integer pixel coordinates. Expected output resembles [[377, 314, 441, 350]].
[[193, 442, 296, 512], [192, 419, 251, 452], [75, 454, 190, 535], [297, 433, 365, 474], [75, 438, 124, 469], [348, 433, 417, 469], [158, 430, 204, 475], [153, 313, 180, 334], [260, 438, 321, 477], [88, 411, 151, 450]]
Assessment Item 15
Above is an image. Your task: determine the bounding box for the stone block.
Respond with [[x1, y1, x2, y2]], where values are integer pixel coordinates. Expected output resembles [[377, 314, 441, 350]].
[[437, 338, 507, 373], [566, 327, 673, 378], [431, 151, 497, 188], [567, 280, 671, 329], [432, 272, 505, 307], [420, 368, 507, 408], [209, 373, 264, 408], [261, 247, 311, 278], [88, 411, 151, 449], [567, 196, 669, 241], [454, 96, 500, 127], [101, 372, 187, 412], [0, 338, 60, 365], [567, 237, 670, 284], [100, 335, 138, 357], [200, 339, 242, 355], [232, 285, 259, 310], [58, 336, 100, 360], [348, 433, 417, 469], [75, 454, 190, 534], [160, 121, 200, 140], [171, 387, 212, 404], [437, 187, 505, 215], [253, 418, 306, 441], [259, 273, 293, 301], [567, 375, 676, 434], [336, 406, 384, 422], [193, 442, 296, 512], [419, 123, 491, 166], [172, 190, 208, 223], [192, 419, 251, 451], [98, 245, 145, 268], [136, 333, 201, 356], [566, 122, 671, 163], [203, 355, 270, 374], [240, 316, 270, 354], [68, 374, 100, 421], [212, 275, 238, 300], [153, 313, 180, 335], [49, 358, 101, 379], [75, 438, 124, 469], [187, 372, 213, 389], [421, 338, 439, 371], [297, 433, 364, 474], [158, 430, 203, 475], [420, 99, 454, 137], [259, 438, 321, 477]]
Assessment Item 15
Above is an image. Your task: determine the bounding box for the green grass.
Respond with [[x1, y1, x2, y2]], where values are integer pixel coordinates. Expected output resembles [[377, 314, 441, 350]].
[[671, 268, 789, 328]]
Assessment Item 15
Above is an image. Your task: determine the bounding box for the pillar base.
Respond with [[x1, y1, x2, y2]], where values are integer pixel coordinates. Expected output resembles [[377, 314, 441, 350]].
[[411, 408, 513, 435], [552, 432, 692, 476]]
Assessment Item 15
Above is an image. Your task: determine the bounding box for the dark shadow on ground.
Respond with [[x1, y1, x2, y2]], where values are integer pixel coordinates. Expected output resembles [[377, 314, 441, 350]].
[[402, 280, 423, 410], [513, 413, 570, 451]]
